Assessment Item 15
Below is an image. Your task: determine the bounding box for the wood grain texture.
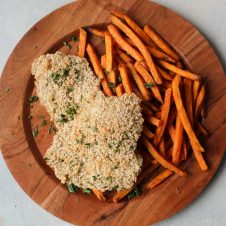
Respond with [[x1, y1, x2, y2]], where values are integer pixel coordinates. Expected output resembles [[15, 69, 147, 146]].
[[0, 0, 226, 225]]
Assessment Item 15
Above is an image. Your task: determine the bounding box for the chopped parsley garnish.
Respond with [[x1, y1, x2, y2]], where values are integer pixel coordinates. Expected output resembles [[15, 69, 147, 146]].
[[109, 82, 115, 88], [66, 87, 74, 94], [38, 114, 44, 119], [63, 41, 72, 49], [32, 127, 39, 137], [51, 72, 62, 85], [29, 95, 39, 103], [82, 188, 92, 194], [85, 143, 91, 148], [118, 75, 122, 83], [105, 70, 110, 76], [51, 66, 71, 86], [41, 120, 47, 126], [44, 157, 49, 161], [76, 134, 84, 144], [67, 183, 79, 193], [144, 83, 155, 88], [92, 176, 97, 181], [28, 115, 33, 120], [113, 185, 119, 190], [58, 114, 68, 123], [71, 35, 79, 42], [127, 187, 140, 200], [66, 104, 79, 120], [48, 125, 57, 134]]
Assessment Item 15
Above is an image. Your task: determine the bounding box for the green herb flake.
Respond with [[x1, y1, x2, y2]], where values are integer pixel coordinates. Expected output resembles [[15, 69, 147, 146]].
[[41, 120, 47, 126], [67, 183, 79, 193], [118, 75, 122, 83], [108, 82, 115, 88], [105, 70, 110, 76], [38, 114, 44, 119], [113, 185, 119, 190], [71, 35, 79, 42], [66, 104, 78, 120], [82, 188, 92, 195], [92, 176, 97, 181], [44, 157, 49, 161], [127, 187, 140, 200], [58, 114, 68, 123], [76, 134, 84, 144], [63, 41, 72, 49], [144, 83, 155, 88], [48, 125, 57, 134], [66, 87, 74, 94], [85, 143, 91, 149], [29, 95, 39, 103], [32, 127, 39, 137]]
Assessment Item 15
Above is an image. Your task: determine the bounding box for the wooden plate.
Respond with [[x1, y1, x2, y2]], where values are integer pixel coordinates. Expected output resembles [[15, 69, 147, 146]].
[[0, 0, 226, 225]]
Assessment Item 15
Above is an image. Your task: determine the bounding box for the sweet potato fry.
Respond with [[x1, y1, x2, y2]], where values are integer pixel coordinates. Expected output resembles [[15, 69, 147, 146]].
[[111, 15, 162, 84], [159, 139, 165, 156], [184, 79, 193, 126], [88, 27, 107, 37], [78, 28, 87, 58], [118, 63, 133, 95], [144, 115, 160, 127], [105, 32, 113, 72], [197, 122, 208, 137], [86, 43, 113, 96], [153, 88, 172, 146], [112, 11, 155, 47], [107, 24, 143, 61], [144, 25, 180, 61], [146, 169, 173, 189], [158, 60, 201, 81], [134, 61, 163, 102], [127, 62, 152, 100], [147, 46, 176, 63], [116, 84, 125, 97], [92, 190, 106, 202], [143, 125, 155, 139], [101, 54, 106, 69], [115, 47, 133, 63], [142, 137, 187, 176], [157, 65, 173, 81], [194, 84, 205, 120], [172, 113, 184, 164], [172, 75, 208, 171]]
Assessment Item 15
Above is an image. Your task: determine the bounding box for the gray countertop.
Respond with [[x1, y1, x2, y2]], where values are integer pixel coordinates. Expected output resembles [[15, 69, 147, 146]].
[[0, 1, 225, 226]]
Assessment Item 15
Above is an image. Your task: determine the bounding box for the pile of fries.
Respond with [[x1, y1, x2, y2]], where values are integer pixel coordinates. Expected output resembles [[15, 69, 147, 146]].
[[64, 11, 208, 202]]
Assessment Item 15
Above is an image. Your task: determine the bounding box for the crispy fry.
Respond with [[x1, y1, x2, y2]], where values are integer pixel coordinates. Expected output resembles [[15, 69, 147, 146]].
[[153, 88, 172, 146], [195, 84, 205, 120], [158, 60, 201, 81], [134, 61, 163, 102], [86, 43, 113, 96], [147, 46, 176, 63], [116, 84, 125, 96], [78, 28, 87, 58], [118, 63, 133, 95], [112, 11, 155, 47], [107, 24, 143, 61], [157, 65, 173, 81], [92, 190, 106, 202], [172, 113, 184, 164], [146, 169, 173, 189], [159, 138, 165, 156], [197, 122, 208, 137], [172, 75, 208, 171], [101, 54, 106, 69], [105, 32, 114, 72], [144, 25, 180, 61], [144, 115, 160, 127], [127, 62, 152, 100], [193, 80, 201, 107], [184, 79, 193, 126], [143, 125, 155, 139], [142, 137, 187, 176], [111, 15, 162, 84], [116, 47, 133, 63], [88, 27, 107, 37]]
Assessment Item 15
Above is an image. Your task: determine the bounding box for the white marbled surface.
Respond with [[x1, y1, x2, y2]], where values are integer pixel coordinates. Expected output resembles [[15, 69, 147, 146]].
[[0, 0, 225, 226]]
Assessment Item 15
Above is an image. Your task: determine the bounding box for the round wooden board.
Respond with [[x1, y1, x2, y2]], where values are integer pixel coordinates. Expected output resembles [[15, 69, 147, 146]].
[[0, 0, 226, 225]]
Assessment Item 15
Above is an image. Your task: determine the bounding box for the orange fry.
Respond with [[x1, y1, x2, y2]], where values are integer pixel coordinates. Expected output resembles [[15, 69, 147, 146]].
[[144, 115, 160, 127], [134, 61, 163, 102], [144, 25, 180, 61], [157, 65, 173, 81], [127, 62, 152, 100], [92, 190, 106, 202], [105, 32, 113, 72], [158, 60, 201, 81], [153, 88, 172, 146], [101, 54, 106, 69], [194, 84, 205, 120], [146, 169, 173, 189], [118, 64, 133, 95], [142, 137, 187, 177], [184, 79, 193, 126], [88, 27, 107, 37], [197, 122, 208, 137], [111, 15, 162, 84], [78, 28, 87, 58], [143, 125, 155, 139], [193, 80, 201, 107], [107, 24, 143, 61], [159, 138, 165, 156], [172, 75, 208, 171], [116, 47, 133, 63], [116, 84, 125, 97]]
